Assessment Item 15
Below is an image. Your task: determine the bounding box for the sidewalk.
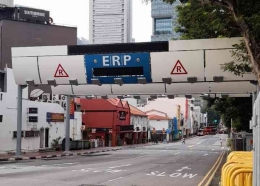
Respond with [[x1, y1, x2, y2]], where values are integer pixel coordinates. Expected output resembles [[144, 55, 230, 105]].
[[0, 143, 156, 162]]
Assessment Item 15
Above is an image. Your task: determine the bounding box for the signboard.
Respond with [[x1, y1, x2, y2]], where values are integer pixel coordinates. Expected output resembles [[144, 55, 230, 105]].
[[54, 64, 69, 78], [24, 131, 40, 138], [85, 52, 152, 84], [171, 60, 188, 75], [120, 125, 134, 132], [28, 116, 38, 123], [185, 99, 188, 120], [46, 112, 64, 122], [151, 51, 204, 82], [28, 108, 38, 114], [13, 131, 24, 138], [119, 111, 126, 120], [70, 98, 75, 119], [17, 7, 50, 23]]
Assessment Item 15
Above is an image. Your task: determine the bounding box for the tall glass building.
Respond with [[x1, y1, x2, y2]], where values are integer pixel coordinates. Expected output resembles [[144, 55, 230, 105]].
[[151, 0, 181, 41]]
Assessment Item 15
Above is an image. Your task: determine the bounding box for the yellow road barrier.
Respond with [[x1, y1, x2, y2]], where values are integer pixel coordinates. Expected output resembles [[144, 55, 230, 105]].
[[221, 151, 253, 186]]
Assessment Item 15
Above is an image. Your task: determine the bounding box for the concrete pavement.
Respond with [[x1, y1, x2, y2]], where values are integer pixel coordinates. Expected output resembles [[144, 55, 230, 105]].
[[0, 134, 228, 186]]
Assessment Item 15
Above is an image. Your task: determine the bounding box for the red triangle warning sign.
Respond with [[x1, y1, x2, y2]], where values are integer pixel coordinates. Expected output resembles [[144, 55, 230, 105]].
[[54, 64, 69, 77], [171, 60, 188, 75]]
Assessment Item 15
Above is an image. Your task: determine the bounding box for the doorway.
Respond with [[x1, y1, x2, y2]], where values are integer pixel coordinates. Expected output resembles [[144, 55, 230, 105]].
[[105, 133, 110, 147], [45, 128, 49, 148], [40, 128, 44, 149]]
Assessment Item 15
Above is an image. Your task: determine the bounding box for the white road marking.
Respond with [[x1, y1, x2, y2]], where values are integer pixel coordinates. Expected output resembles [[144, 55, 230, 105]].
[[187, 145, 194, 148], [176, 166, 191, 172], [203, 154, 209, 156], [63, 162, 78, 165], [197, 142, 202, 145], [109, 164, 132, 169], [174, 152, 180, 155], [107, 177, 123, 182]]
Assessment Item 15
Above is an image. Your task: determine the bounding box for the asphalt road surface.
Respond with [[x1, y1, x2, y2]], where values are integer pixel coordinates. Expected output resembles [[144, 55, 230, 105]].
[[0, 134, 228, 186]]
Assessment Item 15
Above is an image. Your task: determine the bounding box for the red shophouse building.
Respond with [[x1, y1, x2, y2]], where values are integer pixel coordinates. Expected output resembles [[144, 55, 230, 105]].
[[78, 98, 133, 147]]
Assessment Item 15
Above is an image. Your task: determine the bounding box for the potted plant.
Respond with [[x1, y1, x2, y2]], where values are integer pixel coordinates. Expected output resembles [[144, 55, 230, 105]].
[[51, 137, 62, 151]]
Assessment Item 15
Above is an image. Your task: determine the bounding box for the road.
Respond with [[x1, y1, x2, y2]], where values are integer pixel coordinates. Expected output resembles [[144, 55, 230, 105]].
[[0, 134, 228, 186]]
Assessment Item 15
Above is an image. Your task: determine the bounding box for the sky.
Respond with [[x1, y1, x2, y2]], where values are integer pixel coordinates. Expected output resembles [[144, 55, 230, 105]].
[[14, 0, 152, 42]]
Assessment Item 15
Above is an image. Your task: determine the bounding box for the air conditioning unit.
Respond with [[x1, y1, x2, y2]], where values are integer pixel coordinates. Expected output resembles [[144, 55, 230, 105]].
[[42, 93, 50, 102]]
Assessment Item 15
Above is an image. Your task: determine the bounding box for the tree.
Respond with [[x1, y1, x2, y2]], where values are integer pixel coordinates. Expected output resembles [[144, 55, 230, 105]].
[[205, 107, 221, 125], [204, 97, 252, 131], [145, 0, 260, 80]]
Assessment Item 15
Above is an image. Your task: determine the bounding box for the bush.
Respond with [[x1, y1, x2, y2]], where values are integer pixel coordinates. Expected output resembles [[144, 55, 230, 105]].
[[227, 138, 232, 147]]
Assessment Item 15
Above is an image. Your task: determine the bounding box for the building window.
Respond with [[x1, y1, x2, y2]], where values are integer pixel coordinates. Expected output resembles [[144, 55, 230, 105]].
[[0, 115, 2, 122], [154, 18, 172, 35]]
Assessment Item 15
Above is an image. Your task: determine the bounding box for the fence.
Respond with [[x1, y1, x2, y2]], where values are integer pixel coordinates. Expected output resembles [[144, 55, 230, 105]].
[[252, 91, 260, 186]]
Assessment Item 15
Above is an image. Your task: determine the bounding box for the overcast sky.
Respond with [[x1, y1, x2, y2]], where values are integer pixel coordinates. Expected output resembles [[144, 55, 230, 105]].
[[14, 0, 152, 42]]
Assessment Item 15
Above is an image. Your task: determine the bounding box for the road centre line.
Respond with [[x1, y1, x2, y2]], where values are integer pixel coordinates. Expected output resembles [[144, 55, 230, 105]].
[[197, 151, 224, 186], [204, 152, 225, 186]]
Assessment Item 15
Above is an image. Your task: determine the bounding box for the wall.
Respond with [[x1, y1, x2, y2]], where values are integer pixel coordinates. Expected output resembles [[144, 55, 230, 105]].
[[149, 119, 170, 141], [0, 68, 81, 152], [149, 120, 169, 131], [0, 19, 77, 70], [130, 115, 149, 132], [138, 98, 186, 118], [80, 99, 130, 128]]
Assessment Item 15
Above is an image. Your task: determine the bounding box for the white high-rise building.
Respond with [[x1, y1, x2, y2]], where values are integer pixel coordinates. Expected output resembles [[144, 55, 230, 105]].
[[89, 0, 133, 44], [0, 0, 13, 7]]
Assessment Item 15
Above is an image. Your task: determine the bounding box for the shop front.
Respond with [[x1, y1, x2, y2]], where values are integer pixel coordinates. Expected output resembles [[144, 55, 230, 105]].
[[116, 125, 134, 146], [88, 128, 113, 147]]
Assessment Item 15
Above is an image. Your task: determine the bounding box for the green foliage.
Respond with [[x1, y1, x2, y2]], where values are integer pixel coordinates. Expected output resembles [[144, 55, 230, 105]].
[[51, 136, 61, 150], [206, 107, 220, 124], [174, 0, 241, 39], [221, 42, 252, 76], [204, 97, 252, 131]]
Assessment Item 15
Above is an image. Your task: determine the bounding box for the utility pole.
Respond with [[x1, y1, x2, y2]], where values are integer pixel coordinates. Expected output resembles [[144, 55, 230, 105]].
[[64, 95, 71, 154], [16, 85, 23, 157]]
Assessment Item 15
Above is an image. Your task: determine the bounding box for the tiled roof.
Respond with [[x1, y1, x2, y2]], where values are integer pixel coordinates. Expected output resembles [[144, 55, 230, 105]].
[[148, 114, 171, 120], [129, 105, 147, 116], [107, 98, 121, 106], [145, 109, 168, 116]]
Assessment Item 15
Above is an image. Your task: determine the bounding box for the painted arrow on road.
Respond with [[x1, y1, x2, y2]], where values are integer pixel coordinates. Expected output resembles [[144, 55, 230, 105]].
[[176, 166, 191, 172]]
